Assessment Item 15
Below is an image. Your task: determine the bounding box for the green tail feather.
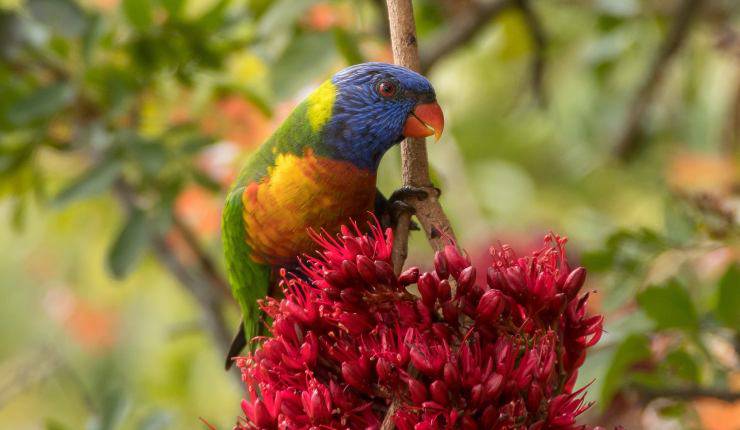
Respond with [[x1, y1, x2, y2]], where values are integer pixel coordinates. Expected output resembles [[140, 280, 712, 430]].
[[222, 185, 271, 359]]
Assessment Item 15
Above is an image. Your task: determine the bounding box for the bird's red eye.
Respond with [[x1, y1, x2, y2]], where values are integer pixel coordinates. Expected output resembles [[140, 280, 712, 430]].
[[378, 81, 397, 98]]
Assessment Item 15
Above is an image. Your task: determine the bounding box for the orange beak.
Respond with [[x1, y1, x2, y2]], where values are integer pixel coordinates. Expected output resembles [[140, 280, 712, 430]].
[[402, 102, 444, 141]]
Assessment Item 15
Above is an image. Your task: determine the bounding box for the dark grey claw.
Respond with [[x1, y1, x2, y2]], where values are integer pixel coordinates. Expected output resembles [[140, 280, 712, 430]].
[[389, 185, 429, 203]]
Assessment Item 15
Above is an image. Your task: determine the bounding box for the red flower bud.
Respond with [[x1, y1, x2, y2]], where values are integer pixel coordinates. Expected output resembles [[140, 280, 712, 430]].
[[429, 380, 449, 405], [398, 266, 420, 286], [456, 266, 476, 296], [434, 251, 449, 279], [376, 357, 394, 383], [374, 260, 396, 286], [234, 221, 606, 430], [417, 272, 438, 308], [437, 279, 452, 302], [342, 361, 368, 391], [563, 267, 587, 298], [356, 255, 377, 284], [476, 289, 504, 323], [407, 376, 428, 404], [443, 362, 460, 390]]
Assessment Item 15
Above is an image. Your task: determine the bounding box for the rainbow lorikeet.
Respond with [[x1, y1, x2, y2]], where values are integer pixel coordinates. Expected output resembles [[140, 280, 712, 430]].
[[222, 62, 444, 368]]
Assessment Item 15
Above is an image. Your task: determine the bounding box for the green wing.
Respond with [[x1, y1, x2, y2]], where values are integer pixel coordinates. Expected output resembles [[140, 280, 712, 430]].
[[222, 183, 271, 346], [221, 82, 334, 350]]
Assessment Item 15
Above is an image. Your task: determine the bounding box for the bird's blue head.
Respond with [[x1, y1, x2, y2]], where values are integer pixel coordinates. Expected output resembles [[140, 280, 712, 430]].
[[316, 62, 444, 171]]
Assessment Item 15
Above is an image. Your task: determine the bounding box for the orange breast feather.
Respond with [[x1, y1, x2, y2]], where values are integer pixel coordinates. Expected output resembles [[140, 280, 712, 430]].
[[242, 149, 376, 265]]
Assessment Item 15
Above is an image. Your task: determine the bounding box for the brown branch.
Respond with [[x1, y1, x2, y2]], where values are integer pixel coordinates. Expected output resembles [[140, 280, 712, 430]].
[[637, 386, 740, 403], [112, 180, 239, 383], [419, 0, 513, 73], [386, 0, 457, 270], [515, 0, 547, 106], [721, 72, 740, 154], [613, 0, 705, 160], [383, 0, 458, 427], [171, 215, 232, 300]]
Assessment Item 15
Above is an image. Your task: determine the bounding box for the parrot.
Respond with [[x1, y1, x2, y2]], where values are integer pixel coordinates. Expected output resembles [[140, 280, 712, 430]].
[[222, 62, 444, 369]]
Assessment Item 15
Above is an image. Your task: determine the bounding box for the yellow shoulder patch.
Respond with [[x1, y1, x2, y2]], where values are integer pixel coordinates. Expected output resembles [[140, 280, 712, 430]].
[[306, 80, 336, 132]]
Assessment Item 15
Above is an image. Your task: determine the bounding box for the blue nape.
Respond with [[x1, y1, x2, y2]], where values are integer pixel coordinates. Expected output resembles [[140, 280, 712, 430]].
[[321, 62, 436, 171]]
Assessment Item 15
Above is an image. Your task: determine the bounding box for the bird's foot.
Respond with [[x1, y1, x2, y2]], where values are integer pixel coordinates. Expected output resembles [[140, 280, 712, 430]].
[[386, 185, 440, 231], [388, 199, 420, 231], [388, 185, 441, 204]]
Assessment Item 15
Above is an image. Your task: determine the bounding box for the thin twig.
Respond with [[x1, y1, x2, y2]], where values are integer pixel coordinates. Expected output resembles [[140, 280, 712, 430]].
[[113, 180, 240, 384], [613, 0, 705, 160], [383, 0, 459, 427], [515, 0, 547, 106], [171, 216, 232, 299], [419, 0, 513, 73], [721, 72, 740, 154], [386, 0, 457, 272]]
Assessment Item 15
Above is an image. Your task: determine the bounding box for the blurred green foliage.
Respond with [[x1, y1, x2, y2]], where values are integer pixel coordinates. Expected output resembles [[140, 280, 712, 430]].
[[1, 0, 739, 428]]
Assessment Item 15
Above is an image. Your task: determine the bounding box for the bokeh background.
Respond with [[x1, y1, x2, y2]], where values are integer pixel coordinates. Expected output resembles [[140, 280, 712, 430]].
[[1, 0, 739, 428]]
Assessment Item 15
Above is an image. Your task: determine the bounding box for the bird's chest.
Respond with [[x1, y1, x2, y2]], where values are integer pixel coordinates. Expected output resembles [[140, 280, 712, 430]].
[[242, 151, 377, 265]]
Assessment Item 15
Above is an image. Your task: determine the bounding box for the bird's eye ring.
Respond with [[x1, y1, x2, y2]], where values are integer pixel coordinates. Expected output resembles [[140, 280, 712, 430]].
[[377, 80, 398, 98]]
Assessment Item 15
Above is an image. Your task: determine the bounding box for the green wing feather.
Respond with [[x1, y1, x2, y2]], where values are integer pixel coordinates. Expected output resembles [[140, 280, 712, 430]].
[[222, 81, 337, 349], [221, 97, 322, 345], [222, 184, 271, 345]]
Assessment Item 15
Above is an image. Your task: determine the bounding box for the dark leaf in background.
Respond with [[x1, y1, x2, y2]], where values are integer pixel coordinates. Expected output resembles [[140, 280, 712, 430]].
[[333, 27, 364, 65], [0, 143, 34, 177], [137, 411, 172, 430], [122, 0, 153, 31], [52, 160, 121, 209], [195, 0, 230, 30], [89, 390, 130, 430], [45, 419, 72, 430], [7, 83, 74, 125], [664, 198, 696, 245], [128, 139, 167, 176], [271, 32, 336, 100], [82, 14, 105, 65], [257, 0, 316, 38], [715, 264, 740, 330], [233, 87, 273, 118], [662, 349, 700, 383], [601, 333, 651, 406], [107, 209, 150, 279], [160, 0, 185, 19], [637, 280, 698, 331], [28, 0, 88, 38], [192, 170, 222, 192], [11, 197, 27, 232]]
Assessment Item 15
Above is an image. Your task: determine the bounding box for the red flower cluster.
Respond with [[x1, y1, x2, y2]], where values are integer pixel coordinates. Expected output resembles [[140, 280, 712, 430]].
[[234, 221, 604, 429]]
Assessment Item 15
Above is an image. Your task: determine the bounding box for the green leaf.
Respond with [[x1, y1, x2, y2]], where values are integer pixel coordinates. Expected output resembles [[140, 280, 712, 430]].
[[52, 160, 121, 208], [580, 249, 614, 272], [257, 0, 316, 37], [11, 197, 26, 232], [28, 0, 88, 38], [45, 419, 72, 430], [107, 209, 149, 279], [192, 170, 221, 192], [601, 333, 651, 406], [138, 411, 172, 430], [122, 0, 153, 30], [271, 32, 336, 100], [159, 0, 185, 18], [664, 198, 695, 245], [637, 280, 698, 331], [662, 349, 699, 383], [333, 27, 364, 65], [715, 264, 740, 330], [128, 139, 167, 176], [7, 83, 74, 125]]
